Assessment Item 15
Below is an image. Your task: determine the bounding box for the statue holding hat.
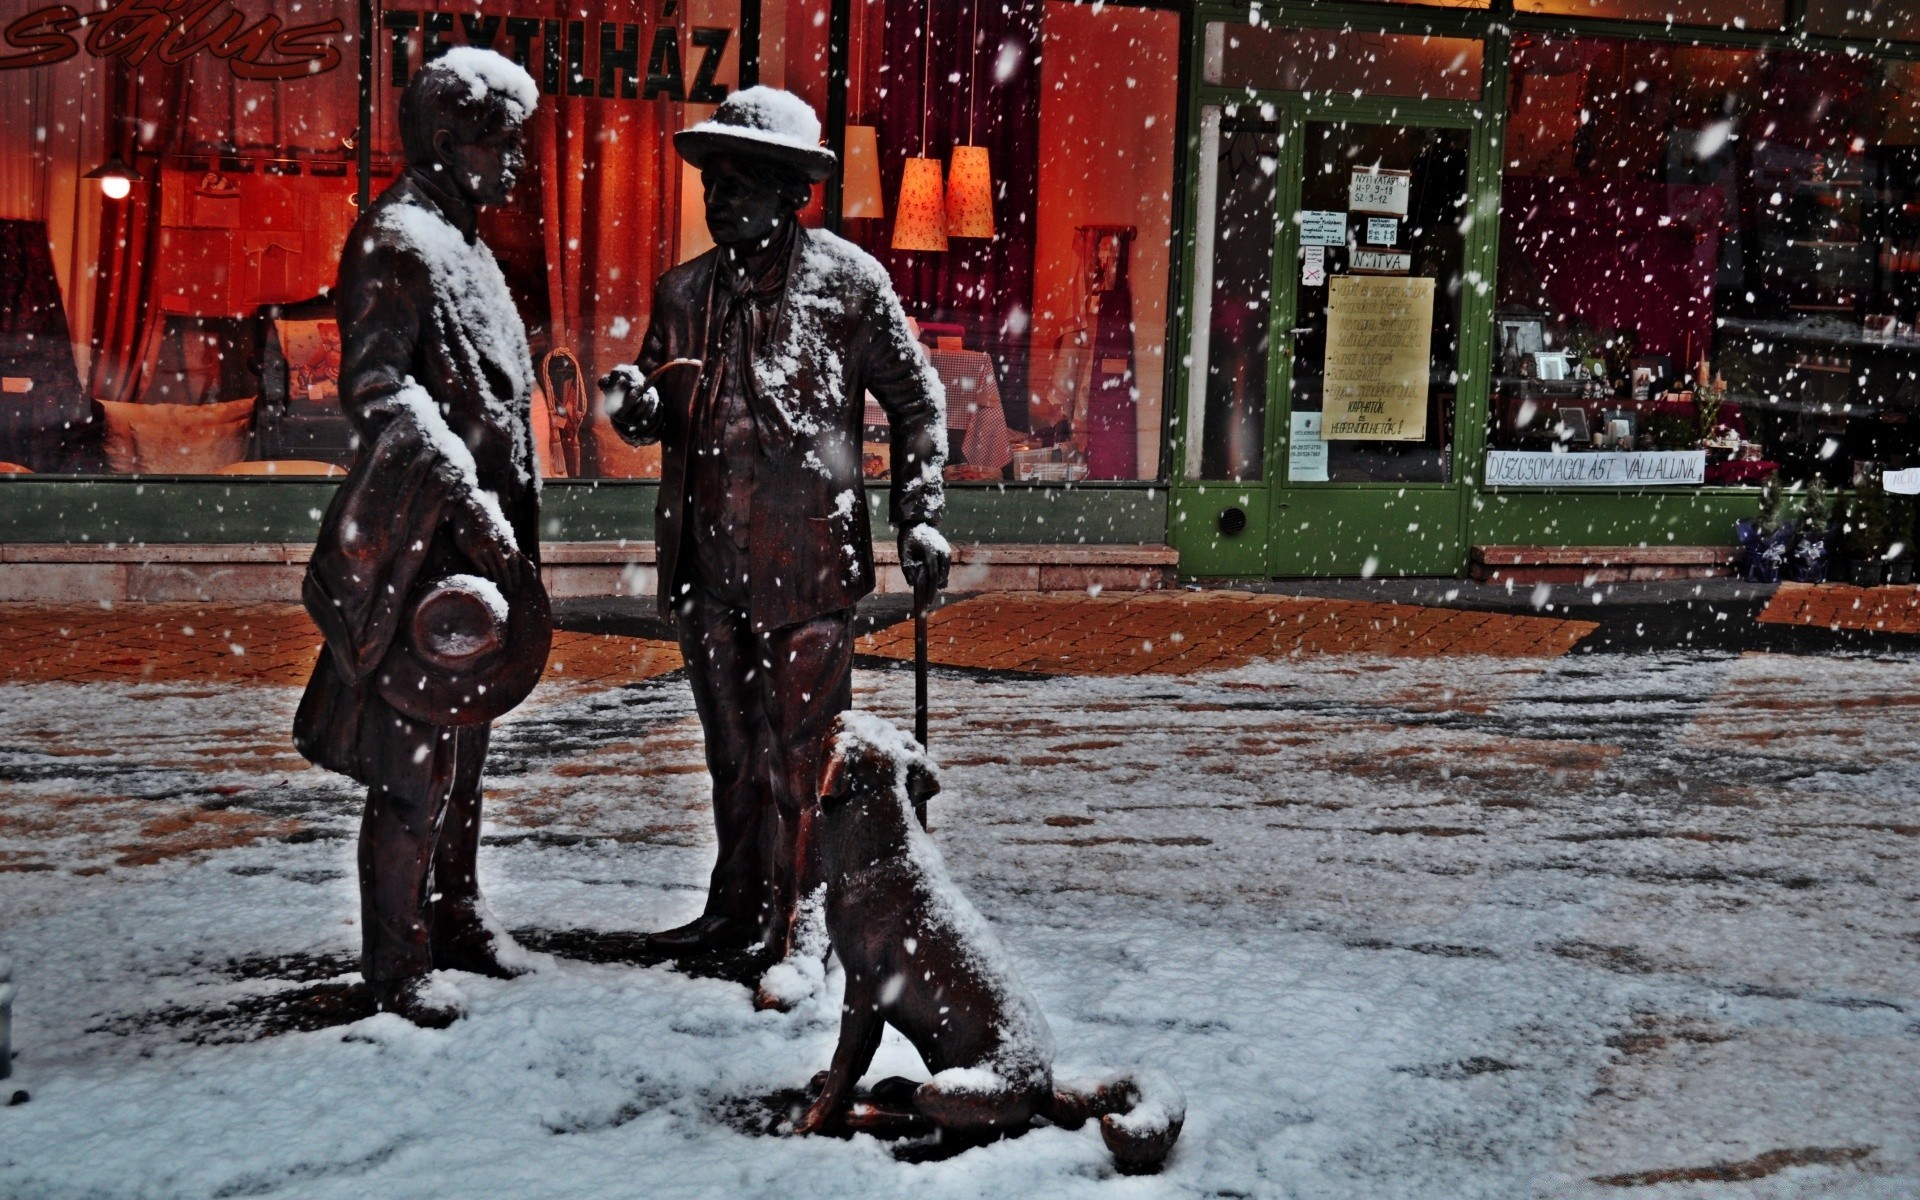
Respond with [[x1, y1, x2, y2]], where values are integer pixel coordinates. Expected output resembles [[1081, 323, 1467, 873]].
[[600, 86, 950, 970], [293, 46, 550, 1028]]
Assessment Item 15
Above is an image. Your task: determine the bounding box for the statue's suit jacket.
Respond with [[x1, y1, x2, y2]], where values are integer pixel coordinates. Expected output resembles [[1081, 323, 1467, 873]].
[[294, 169, 540, 799], [619, 225, 946, 633]]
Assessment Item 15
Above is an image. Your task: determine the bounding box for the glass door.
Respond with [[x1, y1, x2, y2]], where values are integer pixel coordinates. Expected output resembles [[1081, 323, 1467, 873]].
[[1172, 23, 1495, 579], [1270, 111, 1478, 577]]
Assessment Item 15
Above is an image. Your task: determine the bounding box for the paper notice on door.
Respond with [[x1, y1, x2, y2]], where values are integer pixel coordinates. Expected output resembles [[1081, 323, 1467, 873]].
[[1366, 217, 1399, 245], [1321, 275, 1435, 442], [1302, 244, 1326, 287], [1290, 411, 1329, 481], [1298, 210, 1348, 246], [1350, 168, 1411, 216]]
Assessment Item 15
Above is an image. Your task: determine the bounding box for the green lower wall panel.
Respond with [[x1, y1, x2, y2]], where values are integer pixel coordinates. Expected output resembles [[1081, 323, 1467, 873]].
[[1470, 489, 1756, 547], [0, 478, 1169, 547]]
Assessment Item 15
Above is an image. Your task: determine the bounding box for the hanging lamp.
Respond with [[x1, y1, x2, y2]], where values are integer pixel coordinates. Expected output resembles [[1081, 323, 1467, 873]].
[[841, 13, 885, 221], [891, 8, 947, 252], [944, 0, 994, 238], [85, 155, 142, 200], [842, 127, 884, 219]]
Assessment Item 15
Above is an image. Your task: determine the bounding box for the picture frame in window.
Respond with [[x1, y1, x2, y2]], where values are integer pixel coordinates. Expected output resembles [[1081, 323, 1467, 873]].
[[1497, 317, 1545, 374], [1534, 351, 1570, 381], [1555, 406, 1590, 443]]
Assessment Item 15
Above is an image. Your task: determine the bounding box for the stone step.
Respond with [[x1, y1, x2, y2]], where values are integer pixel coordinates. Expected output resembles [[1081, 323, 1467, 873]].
[[0, 542, 1179, 603], [1470, 544, 1738, 585]]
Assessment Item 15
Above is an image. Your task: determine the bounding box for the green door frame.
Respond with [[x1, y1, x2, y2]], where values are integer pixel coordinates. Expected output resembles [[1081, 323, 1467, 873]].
[[1169, 4, 1507, 578]]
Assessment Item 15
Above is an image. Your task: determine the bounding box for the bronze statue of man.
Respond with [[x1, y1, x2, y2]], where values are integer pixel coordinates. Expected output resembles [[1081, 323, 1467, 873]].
[[294, 47, 550, 1028], [602, 87, 951, 959]]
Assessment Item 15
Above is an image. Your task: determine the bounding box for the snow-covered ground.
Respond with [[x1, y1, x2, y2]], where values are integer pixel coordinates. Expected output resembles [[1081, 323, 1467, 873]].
[[1, 652, 1916, 1198]]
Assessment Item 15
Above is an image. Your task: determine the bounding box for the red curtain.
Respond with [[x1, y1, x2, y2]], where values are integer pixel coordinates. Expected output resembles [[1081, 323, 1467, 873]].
[[500, 0, 677, 475], [89, 57, 188, 405]]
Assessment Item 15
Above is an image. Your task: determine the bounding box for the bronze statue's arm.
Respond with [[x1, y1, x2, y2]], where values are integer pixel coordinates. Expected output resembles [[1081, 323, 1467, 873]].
[[599, 288, 675, 446], [862, 294, 947, 532]]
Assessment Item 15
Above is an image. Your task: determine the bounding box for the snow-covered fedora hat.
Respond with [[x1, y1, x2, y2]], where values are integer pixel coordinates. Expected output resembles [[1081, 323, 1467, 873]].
[[674, 86, 836, 182], [375, 557, 552, 727]]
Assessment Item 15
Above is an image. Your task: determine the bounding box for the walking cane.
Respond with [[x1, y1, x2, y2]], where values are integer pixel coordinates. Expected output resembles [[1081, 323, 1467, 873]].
[[912, 567, 933, 829]]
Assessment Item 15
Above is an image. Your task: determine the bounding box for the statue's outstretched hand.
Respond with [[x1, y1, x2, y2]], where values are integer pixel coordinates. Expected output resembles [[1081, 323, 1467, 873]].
[[597, 364, 659, 443], [899, 523, 951, 592]]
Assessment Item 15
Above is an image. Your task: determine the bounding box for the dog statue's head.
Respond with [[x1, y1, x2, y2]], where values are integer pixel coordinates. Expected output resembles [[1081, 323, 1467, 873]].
[[818, 711, 940, 826]]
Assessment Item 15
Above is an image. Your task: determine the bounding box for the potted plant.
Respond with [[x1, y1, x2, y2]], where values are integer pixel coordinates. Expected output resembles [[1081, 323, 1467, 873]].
[[1791, 476, 1837, 583], [1843, 476, 1890, 587], [1886, 492, 1916, 586], [1737, 472, 1795, 583]]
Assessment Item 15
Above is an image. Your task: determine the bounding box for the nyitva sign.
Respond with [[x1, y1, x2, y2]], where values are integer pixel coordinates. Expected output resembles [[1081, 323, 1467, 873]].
[[0, 0, 343, 80]]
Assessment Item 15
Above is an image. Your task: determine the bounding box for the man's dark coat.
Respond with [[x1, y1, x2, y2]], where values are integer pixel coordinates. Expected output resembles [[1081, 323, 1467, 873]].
[[619, 225, 946, 631], [293, 168, 540, 799]]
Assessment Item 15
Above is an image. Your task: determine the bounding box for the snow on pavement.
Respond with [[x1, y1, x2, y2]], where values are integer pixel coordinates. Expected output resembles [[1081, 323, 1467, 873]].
[[0, 652, 1915, 1197]]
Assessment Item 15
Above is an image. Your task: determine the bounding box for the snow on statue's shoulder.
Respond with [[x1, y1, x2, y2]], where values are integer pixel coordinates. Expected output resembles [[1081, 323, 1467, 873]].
[[799, 228, 891, 293], [431, 46, 539, 121]]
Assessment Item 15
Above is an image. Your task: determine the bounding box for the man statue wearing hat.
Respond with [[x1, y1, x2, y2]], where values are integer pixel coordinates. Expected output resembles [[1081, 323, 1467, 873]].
[[601, 87, 950, 962], [294, 47, 551, 1027]]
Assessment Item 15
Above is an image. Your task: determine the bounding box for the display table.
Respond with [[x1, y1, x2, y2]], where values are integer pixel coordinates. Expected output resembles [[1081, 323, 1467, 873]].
[[864, 346, 1012, 473]]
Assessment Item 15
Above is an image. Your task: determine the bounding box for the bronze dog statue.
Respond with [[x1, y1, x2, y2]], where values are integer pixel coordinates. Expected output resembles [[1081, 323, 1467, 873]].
[[790, 712, 1185, 1173]]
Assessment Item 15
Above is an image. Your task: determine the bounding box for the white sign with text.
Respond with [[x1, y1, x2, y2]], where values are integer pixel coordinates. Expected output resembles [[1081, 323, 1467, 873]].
[[1299, 210, 1348, 246], [1350, 169, 1411, 216], [1485, 450, 1707, 487]]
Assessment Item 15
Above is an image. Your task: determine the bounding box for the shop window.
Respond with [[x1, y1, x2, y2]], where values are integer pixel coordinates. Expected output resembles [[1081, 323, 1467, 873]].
[[841, 0, 1178, 485], [1515, 0, 1783, 29], [1186, 106, 1278, 483], [1204, 23, 1484, 103], [0, 1, 742, 480], [1806, 0, 1920, 44], [1492, 37, 1920, 490]]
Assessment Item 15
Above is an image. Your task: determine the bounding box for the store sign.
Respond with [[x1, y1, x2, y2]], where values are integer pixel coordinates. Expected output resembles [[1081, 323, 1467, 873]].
[[1884, 467, 1920, 495], [1350, 249, 1411, 275], [0, 0, 344, 80], [1484, 450, 1707, 487], [1349, 169, 1410, 216], [1321, 275, 1434, 442], [382, 10, 731, 102]]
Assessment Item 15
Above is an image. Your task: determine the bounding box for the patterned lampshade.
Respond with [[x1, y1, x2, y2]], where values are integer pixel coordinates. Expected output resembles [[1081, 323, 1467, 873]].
[[892, 156, 949, 252], [945, 144, 994, 239], [841, 125, 884, 220]]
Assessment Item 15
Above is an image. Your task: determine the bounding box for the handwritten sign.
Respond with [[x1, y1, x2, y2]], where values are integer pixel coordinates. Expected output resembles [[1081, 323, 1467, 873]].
[[1298, 210, 1347, 247], [1350, 169, 1411, 216], [1366, 217, 1399, 246], [1301, 244, 1326, 287], [1484, 450, 1707, 487], [1884, 467, 1920, 495], [1350, 249, 1411, 275], [1321, 276, 1434, 442]]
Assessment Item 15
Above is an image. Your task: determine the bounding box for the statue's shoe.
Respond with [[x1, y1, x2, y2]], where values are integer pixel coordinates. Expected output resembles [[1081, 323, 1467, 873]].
[[431, 932, 529, 980], [644, 914, 757, 954], [430, 903, 534, 979], [370, 975, 462, 1029]]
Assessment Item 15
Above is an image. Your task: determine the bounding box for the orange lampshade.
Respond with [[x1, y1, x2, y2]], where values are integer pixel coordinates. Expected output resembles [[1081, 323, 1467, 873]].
[[892, 156, 949, 252], [842, 125, 884, 220], [945, 144, 994, 239]]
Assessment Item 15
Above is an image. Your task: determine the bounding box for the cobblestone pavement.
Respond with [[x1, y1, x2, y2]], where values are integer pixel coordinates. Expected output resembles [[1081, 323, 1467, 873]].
[[1, 587, 1916, 1196], [1759, 581, 1920, 634]]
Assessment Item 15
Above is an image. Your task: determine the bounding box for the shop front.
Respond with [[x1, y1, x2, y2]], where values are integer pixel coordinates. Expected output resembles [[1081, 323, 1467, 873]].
[[1170, 0, 1920, 580], [3, 1, 1918, 590], [0, 0, 1185, 596]]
